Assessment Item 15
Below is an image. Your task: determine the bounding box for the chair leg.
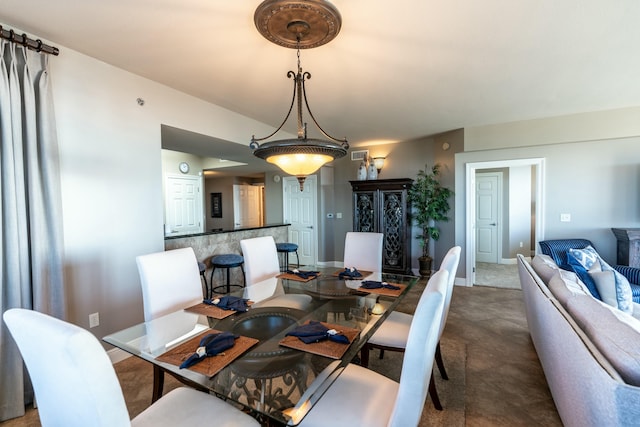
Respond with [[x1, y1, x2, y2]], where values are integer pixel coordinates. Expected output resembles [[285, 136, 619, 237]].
[[152, 364, 165, 403], [360, 344, 371, 368], [295, 250, 299, 267], [435, 341, 448, 380], [429, 370, 443, 411], [209, 267, 217, 299]]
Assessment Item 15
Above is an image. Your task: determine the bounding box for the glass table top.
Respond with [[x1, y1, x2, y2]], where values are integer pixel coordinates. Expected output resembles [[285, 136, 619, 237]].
[[104, 267, 418, 426]]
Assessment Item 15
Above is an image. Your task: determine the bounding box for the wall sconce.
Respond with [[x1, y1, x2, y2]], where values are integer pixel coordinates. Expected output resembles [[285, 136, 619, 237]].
[[372, 157, 386, 174]]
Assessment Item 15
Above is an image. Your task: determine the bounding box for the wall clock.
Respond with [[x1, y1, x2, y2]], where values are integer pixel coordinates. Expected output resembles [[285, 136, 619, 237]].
[[179, 162, 190, 174]]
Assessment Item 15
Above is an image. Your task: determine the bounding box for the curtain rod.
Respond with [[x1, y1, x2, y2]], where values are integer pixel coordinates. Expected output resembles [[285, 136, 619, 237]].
[[0, 25, 59, 56]]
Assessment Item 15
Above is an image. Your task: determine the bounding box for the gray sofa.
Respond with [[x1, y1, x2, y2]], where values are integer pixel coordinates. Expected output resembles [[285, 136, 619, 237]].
[[517, 254, 640, 426]]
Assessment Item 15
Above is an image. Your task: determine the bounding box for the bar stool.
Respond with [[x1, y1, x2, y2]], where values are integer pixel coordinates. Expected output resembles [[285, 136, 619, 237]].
[[209, 254, 245, 297], [276, 243, 299, 272], [198, 261, 207, 297]]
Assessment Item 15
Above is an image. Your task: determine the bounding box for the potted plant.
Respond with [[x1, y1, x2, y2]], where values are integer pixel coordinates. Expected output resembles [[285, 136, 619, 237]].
[[408, 164, 453, 277]]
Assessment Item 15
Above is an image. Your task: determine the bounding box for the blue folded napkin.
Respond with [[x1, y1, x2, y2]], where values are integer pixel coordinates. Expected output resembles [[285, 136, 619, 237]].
[[179, 331, 238, 369], [360, 280, 401, 290], [286, 321, 350, 344], [338, 267, 363, 279], [203, 296, 251, 312], [286, 269, 319, 279]]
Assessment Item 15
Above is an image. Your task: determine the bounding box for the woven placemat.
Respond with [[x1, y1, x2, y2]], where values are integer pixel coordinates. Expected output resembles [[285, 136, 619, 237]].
[[332, 269, 372, 279], [279, 321, 360, 360], [156, 329, 258, 377], [357, 283, 407, 297], [276, 272, 321, 282], [184, 301, 253, 319]]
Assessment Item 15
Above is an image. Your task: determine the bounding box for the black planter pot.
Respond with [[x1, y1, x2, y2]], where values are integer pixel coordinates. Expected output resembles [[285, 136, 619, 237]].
[[418, 256, 432, 278]]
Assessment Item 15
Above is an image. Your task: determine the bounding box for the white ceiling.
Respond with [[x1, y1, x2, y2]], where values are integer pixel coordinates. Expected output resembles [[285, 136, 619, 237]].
[[2, 0, 640, 149]]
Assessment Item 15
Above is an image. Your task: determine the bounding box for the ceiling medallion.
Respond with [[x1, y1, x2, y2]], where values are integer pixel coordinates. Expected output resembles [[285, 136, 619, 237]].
[[250, 0, 348, 191], [254, 0, 342, 49]]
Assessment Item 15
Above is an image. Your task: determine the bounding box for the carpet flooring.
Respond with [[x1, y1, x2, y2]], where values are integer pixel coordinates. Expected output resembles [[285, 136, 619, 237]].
[[1, 275, 561, 426], [475, 262, 521, 289]]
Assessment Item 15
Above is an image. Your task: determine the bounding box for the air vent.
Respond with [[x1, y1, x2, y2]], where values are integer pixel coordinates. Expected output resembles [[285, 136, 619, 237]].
[[351, 150, 369, 161]]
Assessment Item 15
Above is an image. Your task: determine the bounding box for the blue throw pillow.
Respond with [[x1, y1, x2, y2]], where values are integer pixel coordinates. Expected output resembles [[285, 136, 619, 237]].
[[566, 252, 601, 300]]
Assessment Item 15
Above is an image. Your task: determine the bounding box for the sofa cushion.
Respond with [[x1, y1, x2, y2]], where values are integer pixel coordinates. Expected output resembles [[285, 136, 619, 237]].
[[531, 254, 560, 284], [547, 270, 590, 306], [566, 293, 640, 386]]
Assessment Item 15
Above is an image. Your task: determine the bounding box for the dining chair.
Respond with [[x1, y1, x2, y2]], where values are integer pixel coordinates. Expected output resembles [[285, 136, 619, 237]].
[[2, 308, 260, 427], [293, 270, 448, 427], [136, 247, 206, 402], [240, 236, 281, 286], [343, 231, 383, 272], [241, 236, 312, 309], [360, 246, 461, 410]]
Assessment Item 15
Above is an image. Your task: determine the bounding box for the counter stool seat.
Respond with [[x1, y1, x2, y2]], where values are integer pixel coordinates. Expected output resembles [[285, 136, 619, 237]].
[[276, 243, 299, 272], [210, 254, 245, 297]]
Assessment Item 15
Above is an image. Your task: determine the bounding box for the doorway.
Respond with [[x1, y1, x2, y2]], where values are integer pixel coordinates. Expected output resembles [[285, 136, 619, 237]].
[[165, 174, 204, 236], [283, 175, 318, 266], [465, 158, 545, 287]]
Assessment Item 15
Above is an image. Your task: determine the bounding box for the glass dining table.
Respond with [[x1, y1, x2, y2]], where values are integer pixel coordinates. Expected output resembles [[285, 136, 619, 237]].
[[104, 267, 418, 426]]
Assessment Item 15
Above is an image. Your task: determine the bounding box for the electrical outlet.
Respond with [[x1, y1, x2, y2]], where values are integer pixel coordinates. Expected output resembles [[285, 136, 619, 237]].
[[89, 312, 100, 328], [560, 213, 571, 222]]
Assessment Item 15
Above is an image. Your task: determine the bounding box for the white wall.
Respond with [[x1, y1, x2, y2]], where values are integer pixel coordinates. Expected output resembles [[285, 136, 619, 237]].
[[455, 112, 640, 279], [50, 47, 277, 341]]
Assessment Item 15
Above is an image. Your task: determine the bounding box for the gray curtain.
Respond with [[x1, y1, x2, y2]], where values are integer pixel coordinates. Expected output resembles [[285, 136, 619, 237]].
[[0, 40, 65, 420]]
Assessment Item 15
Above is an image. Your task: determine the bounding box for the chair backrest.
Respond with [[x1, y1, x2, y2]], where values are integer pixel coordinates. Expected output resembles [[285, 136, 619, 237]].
[[3, 309, 130, 427], [539, 239, 594, 268], [388, 269, 447, 427], [437, 246, 461, 337], [343, 232, 383, 272], [241, 236, 280, 287], [136, 247, 203, 321]]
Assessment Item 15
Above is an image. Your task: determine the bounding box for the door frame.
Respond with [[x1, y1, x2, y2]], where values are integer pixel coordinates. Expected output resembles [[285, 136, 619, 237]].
[[465, 158, 545, 287]]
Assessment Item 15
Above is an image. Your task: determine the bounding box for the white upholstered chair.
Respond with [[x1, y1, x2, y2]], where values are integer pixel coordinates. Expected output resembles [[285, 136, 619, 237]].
[[136, 247, 205, 402], [343, 232, 383, 273], [360, 246, 461, 410], [240, 236, 280, 286], [136, 247, 204, 321], [294, 270, 448, 427], [3, 308, 259, 427], [241, 236, 311, 310]]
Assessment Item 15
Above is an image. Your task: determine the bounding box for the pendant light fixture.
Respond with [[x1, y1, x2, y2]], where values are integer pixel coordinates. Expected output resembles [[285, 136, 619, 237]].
[[250, 0, 349, 191]]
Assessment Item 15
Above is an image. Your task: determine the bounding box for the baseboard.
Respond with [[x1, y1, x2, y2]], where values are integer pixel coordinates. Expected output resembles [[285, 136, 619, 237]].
[[316, 261, 341, 267], [107, 347, 132, 364]]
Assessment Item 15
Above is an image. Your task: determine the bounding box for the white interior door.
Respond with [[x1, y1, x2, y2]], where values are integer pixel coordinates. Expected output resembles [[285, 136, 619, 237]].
[[233, 185, 263, 228], [165, 174, 203, 236], [283, 176, 317, 266], [476, 172, 502, 263]]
